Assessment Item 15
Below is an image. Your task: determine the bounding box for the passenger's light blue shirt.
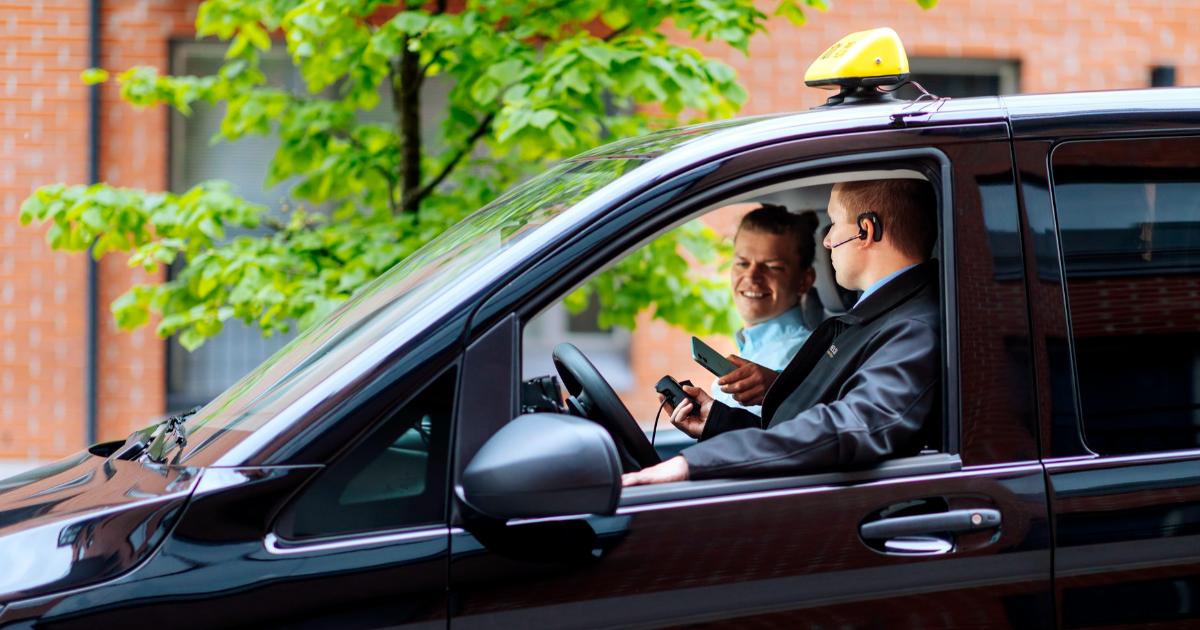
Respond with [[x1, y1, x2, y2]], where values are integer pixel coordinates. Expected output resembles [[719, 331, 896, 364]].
[[711, 305, 812, 417], [857, 263, 919, 306]]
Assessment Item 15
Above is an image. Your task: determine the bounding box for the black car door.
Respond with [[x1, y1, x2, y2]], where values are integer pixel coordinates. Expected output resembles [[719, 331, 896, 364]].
[[447, 122, 1053, 629], [1020, 133, 1200, 629]]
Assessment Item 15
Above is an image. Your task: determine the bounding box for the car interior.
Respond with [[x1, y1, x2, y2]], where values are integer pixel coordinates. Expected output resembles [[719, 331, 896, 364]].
[[518, 167, 954, 497]]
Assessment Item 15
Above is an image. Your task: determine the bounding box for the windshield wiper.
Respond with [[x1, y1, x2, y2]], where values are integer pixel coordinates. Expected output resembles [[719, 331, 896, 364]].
[[112, 406, 202, 464]]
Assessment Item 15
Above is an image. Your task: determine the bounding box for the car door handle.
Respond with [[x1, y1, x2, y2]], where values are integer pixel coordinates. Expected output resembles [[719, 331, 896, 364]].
[[860, 509, 1001, 540]]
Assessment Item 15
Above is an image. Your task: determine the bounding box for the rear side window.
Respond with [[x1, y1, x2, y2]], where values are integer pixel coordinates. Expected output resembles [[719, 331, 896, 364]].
[[278, 368, 455, 539], [1052, 137, 1200, 455]]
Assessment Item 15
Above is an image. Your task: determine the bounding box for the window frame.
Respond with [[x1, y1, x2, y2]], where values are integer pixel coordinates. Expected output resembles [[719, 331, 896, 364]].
[[269, 362, 460, 545], [494, 145, 961, 505]]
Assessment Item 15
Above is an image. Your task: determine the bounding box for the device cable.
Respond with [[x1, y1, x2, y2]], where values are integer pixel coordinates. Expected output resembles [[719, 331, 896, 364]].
[[651, 398, 669, 446]]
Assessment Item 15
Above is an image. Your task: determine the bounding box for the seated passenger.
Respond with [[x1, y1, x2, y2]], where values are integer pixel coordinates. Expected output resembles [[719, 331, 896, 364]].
[[713, 205, 819, 416], [625, 179, 940, 486]]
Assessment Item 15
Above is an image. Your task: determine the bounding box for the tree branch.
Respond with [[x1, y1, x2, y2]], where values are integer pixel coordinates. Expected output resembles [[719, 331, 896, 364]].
[[603, 24, 632, 41], [410, 111, 496, 206], [398, 40, 423, 214]]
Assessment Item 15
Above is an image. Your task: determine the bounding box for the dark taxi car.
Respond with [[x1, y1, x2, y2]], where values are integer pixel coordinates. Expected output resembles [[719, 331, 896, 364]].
[[3, 62, 1200, 627]]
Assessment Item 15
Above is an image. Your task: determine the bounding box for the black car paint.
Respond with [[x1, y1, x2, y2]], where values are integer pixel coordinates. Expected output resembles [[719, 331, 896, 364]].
[[0, 89, 1196, 628], [0, 454, 197, 602]]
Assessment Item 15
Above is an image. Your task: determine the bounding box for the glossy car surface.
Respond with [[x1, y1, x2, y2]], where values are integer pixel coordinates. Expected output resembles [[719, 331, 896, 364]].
[[1, 87, 1199, 628]]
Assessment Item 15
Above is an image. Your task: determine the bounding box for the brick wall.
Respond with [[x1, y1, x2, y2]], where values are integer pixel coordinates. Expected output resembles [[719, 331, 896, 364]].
[[0, 0, 92, 462], [6, 0, 1200, 461]]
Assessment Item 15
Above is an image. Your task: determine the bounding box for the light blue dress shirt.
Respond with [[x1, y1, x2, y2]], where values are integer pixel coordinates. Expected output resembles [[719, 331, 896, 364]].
[[711, 305, 812, 417], [857, 263, 919, 305]]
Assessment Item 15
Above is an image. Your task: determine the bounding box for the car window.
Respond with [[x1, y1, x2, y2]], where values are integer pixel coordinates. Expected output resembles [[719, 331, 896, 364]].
[[1052, 137, 1200, 455], [276, 368, 456, 539], [518, 169, 948, 462]]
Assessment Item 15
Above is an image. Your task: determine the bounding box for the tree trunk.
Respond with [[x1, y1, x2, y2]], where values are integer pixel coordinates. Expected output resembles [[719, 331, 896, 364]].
[[397, 40, 422, 215]]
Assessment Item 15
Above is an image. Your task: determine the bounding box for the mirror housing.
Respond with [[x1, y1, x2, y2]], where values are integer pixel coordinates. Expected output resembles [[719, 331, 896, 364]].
[[460, 413, 621, 520]]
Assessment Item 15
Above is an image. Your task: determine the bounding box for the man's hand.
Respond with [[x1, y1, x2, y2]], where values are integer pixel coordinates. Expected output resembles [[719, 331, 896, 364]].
[[717, 355, 779, 407], [661, 385, 713, 439], [622, 456, 689, 487]]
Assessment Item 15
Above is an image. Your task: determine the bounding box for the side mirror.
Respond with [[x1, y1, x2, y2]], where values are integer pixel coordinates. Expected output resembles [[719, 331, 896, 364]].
[[459, 413, 621, 520]]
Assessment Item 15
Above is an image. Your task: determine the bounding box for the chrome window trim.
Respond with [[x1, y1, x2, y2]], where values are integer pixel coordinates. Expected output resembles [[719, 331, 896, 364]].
[[263, 526, 462, 556], [616, 461, 1040, 515], [1044, 448, 1200, 470]]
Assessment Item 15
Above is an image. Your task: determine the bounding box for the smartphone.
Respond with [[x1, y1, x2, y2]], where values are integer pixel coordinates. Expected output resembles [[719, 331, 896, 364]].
[[692, 336, 738, 377]]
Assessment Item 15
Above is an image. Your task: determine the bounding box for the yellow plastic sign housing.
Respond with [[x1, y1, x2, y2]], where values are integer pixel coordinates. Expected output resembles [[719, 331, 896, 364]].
[[804, 28, 910, 90]]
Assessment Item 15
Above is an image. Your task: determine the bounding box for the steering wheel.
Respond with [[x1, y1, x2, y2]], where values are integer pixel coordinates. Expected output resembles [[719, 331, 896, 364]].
[[553, 343, 662, 472]]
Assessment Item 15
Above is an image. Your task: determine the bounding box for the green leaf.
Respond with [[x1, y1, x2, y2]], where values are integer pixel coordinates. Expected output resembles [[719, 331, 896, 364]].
[[243, 23, 272, 51], [579, 46, 615, 69], [530, 109, 558, 129], [19, 196, 43, 224], [393, 12, 431, 34], [198, 217, 225, 240], [470, 78, 500, 105], [775, 0, 806, 26], [915, 0, 938, 7], [112, 291, 149, 330], [561, 67, 590, 94], [486, 59, 526, 86], [179, 327, 206, 352], [81, 68, 109, 85], [548, 121, 573, 149], [80, 207, 106, 231]]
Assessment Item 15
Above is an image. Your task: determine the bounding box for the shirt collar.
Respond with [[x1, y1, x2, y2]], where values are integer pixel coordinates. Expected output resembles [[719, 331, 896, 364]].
[[737, 305, 806, 354], [857, 263, 919, 306], [839, 260, 938, 327]]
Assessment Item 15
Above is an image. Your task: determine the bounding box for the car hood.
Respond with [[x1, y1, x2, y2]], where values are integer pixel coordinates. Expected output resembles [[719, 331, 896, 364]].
[[0, 453, 202, 604]]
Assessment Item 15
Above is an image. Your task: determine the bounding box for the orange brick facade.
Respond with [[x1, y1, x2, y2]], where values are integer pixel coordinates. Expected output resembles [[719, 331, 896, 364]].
[[2, 0, 1199, 461]]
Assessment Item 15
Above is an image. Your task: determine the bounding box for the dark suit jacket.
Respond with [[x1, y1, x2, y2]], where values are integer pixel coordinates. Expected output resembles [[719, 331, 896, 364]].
[[681, 261, 941, 479]]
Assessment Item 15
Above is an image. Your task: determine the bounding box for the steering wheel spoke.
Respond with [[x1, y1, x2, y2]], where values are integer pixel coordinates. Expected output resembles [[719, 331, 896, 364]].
[[553, 343, 662, 472]]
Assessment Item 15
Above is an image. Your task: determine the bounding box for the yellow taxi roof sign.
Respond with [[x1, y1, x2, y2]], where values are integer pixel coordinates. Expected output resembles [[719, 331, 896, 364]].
[[804, 27, 910, 90]]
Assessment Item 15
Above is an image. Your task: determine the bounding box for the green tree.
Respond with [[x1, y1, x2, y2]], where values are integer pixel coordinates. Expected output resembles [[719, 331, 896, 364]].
[[21, 0, 935, 350]]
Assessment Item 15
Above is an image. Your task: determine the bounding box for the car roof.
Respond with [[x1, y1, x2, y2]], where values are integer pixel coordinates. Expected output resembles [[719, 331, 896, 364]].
[[575, 96, 1006, 161], [576, 86, 1200, 163], [1003, 86, 1200, 139]]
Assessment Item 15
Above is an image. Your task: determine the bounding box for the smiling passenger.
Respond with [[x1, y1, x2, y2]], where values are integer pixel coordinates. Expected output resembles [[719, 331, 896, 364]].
[[712, 205, 818, 415]]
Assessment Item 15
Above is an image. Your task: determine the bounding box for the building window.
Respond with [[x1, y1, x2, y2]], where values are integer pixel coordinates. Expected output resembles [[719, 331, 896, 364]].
[[894, 57, 1019, 100], [523, 295, 634, 392], [166, 41, 302, 411]]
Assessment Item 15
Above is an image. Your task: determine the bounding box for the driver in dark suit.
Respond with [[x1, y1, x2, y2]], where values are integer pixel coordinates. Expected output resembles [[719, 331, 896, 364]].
[[623, 178, 940, 485]]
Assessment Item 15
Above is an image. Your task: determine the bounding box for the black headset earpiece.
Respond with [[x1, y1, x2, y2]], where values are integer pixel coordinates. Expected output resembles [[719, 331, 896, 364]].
[[830, 212, 885, 249], [857, 212, 883, 242]]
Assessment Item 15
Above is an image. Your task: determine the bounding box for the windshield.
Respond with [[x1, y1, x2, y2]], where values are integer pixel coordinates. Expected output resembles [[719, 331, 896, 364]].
[[179, 157, 647, 465]]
